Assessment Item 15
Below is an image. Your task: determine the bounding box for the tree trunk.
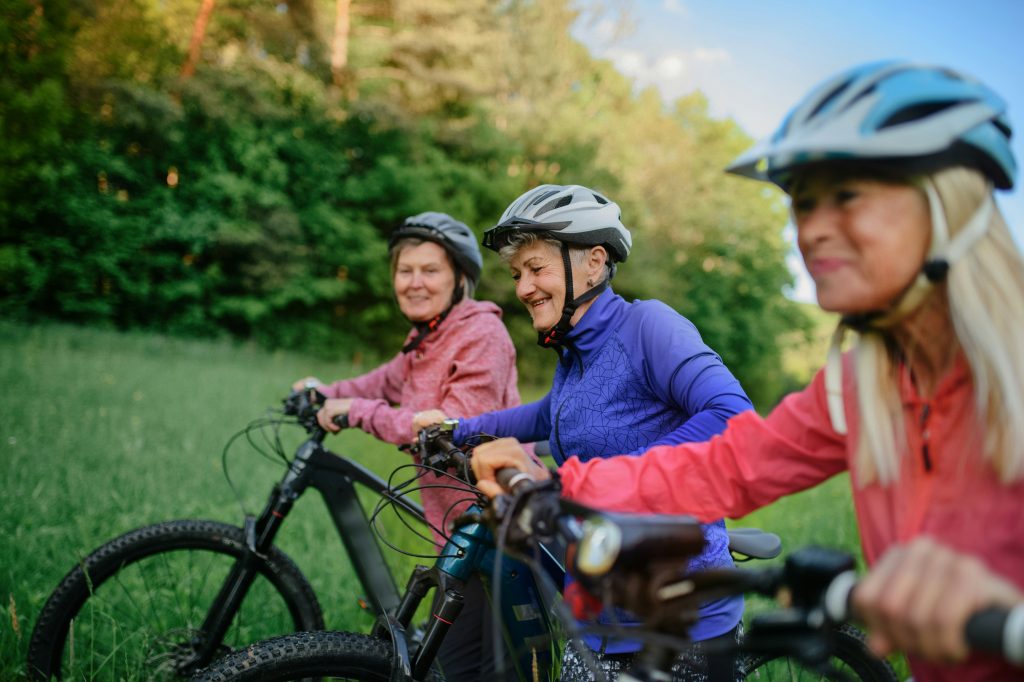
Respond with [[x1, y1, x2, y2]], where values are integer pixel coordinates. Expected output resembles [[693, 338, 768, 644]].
[[331, 0, 351, 87], [181, 0, 216, 79]]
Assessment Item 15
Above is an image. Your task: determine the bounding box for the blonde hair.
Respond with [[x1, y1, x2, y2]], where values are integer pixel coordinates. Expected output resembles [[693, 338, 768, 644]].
[[852, 167, 1024, 485]]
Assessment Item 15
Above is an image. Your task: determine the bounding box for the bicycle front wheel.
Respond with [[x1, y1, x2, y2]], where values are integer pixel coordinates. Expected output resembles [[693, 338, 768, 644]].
[[27, 519, 324, 681], [740, 623, 898, 681], [193, 631, 443, 682]]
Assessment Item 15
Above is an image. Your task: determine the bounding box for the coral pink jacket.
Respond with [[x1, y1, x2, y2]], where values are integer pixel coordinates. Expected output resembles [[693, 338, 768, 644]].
[[322, 299, 521, 547], [560, 355, 1024, 681]]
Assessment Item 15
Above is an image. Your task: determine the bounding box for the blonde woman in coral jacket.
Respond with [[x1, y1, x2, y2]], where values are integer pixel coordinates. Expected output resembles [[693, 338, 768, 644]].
[[470, 61, 1024, 682]]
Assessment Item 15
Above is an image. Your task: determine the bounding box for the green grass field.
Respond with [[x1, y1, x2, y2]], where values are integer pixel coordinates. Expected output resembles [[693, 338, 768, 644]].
[[0, 320, 899, 679]]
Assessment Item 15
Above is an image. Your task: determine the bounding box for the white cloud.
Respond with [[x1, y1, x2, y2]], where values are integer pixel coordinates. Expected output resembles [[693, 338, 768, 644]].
[[662, 0, 688, 16], [653, 54, 687, 80], [591, 18, 617, 44], [605, 48, 647, 78], [693, 47, 730, 63]]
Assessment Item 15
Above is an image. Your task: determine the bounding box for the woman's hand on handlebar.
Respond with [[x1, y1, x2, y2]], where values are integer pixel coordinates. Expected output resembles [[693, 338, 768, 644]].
[[317, 398, 353, 432], [471, 438, 550, 498], [411, 409, 448, 439], [292, 376, 323, 392], [853, 536, 1023, 663]]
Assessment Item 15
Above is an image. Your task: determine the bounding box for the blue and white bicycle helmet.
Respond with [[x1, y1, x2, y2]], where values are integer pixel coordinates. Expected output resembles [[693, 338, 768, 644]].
[[728, 61, 1017, 437], [727, 60, 1016, 191]]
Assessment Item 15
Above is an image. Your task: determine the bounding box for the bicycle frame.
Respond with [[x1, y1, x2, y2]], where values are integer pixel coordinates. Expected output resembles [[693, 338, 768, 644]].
[[371, 503, 558, 682], [189, 428, 427, 668]]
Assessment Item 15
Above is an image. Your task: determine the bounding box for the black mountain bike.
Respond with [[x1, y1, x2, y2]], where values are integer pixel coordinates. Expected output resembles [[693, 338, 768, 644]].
[[27, 388, 428, 680], [192, 428, 904, 682]]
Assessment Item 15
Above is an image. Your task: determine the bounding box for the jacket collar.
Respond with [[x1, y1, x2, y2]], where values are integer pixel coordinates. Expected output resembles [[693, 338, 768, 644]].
[[898, 352, 970, 406], [560, 288, 626, 361], [402, 299, 501, 353]]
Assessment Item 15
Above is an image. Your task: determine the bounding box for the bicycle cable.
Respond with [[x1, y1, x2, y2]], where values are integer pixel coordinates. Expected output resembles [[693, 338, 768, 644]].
[[220, 412, 300, 518]]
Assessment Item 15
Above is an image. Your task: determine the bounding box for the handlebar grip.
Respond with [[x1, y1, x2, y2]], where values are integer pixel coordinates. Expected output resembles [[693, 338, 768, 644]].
[[966, 605, 1024, 665], [496, 467, 534, 494], [823, 569, 858, 622], [333, 414, 349, 429], [826, 575, 1024, 666]]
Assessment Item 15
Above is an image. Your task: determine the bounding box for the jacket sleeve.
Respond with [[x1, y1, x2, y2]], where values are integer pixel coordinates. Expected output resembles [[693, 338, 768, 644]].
[[559, 369, 848, 521], [320, 353, 406, 404], [347, 314, 520, 445], [624, 303, 753, 454], [453, 393, 552, 444]]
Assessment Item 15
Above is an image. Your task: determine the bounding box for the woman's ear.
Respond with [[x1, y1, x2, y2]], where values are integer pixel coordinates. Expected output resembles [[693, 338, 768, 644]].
[[588, 246, 609, 278]]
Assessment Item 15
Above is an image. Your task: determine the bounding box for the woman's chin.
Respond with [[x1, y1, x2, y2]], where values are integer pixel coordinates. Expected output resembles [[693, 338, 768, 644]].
[[402, 307, 438, 323]]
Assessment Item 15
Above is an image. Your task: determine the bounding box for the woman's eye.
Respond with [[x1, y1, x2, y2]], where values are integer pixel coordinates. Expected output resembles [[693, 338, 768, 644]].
[[835, 189, 858, 204], [792, 197, 815, 214]]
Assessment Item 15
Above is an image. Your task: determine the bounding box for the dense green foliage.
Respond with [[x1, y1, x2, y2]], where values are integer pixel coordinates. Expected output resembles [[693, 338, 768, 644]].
[[2, 0, 811, 407], [0, 321, 885, 679]]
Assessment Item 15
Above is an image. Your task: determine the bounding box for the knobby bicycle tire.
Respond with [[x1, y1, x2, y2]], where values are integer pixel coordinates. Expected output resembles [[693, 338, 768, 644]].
[[740, 623, 898, 681], [27, 519, 324, 681], [192, 630, 445, 682]]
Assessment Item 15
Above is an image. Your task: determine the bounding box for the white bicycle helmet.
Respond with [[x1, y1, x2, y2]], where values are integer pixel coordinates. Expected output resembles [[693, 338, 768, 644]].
[[727, 60, 1015, 190], [485, 184, 633, 348], [483, 184, 632, 262]]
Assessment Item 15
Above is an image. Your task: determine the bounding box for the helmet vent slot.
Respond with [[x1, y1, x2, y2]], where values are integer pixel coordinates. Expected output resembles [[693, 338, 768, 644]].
[[881, 100, 961, 129]]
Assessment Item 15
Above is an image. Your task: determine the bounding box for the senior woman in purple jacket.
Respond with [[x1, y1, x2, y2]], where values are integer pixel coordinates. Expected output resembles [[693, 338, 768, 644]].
[[415, 184, 753, 681]]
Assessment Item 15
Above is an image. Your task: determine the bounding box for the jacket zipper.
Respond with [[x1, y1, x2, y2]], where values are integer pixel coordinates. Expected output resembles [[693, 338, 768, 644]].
[[919, 402, 933, 472]]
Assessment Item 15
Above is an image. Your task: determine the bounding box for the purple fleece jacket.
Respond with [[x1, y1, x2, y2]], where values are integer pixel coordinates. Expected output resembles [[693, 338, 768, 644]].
[[454, 288, 753, 647]]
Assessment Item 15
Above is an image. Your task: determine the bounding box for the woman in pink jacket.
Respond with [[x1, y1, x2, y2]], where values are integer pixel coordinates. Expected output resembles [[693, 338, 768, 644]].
[[470, 61, 1024, 681], [293, 211, 522, 681]]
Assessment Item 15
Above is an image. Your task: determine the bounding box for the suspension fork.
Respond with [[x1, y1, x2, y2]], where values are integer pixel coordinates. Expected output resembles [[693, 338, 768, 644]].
[[182, 439, 320, 668]]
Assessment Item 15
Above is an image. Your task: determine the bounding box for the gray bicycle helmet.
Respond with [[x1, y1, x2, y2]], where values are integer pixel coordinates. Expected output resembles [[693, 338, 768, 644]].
[[389, 212, 483, 285], [727, 60, 1016, 190], [388, 212, 483, 353], [483, 184, 632, 262]]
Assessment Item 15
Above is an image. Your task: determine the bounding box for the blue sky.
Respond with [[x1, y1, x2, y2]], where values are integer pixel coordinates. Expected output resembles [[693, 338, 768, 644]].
[[573, 0, 1024, 301]]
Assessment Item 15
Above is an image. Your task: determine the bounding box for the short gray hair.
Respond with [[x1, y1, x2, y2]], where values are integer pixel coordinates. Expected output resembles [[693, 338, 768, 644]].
[[497, 232, 613, 284]]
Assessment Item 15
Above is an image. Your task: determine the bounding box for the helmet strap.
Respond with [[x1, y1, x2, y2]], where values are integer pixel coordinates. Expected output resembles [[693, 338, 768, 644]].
[[538, 244, 609, 348]]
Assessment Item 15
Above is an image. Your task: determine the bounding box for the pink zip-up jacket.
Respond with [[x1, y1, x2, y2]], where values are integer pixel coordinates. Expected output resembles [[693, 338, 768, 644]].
[[560, 354, 1024, 681], [322, 299, 522, 547]]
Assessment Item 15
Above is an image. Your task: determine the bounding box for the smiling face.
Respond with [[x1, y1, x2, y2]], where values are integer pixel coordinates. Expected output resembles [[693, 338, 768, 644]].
[[509, 241, 568, 331], [508, 240, 602, 331], [792, 168, 932, 314], [393, 241, 457, 322]]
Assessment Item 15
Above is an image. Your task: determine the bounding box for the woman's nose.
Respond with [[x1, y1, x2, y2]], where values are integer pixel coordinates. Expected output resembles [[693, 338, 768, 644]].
[[515, 274, 533, 299], [796, 205, 834, 250]]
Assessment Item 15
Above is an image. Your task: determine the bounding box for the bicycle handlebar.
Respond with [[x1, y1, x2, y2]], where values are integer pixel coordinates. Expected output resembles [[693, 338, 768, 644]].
[[824, 572, 1024, 665], [281, 389, 350, 436], [966, 606, 1024, 664]]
